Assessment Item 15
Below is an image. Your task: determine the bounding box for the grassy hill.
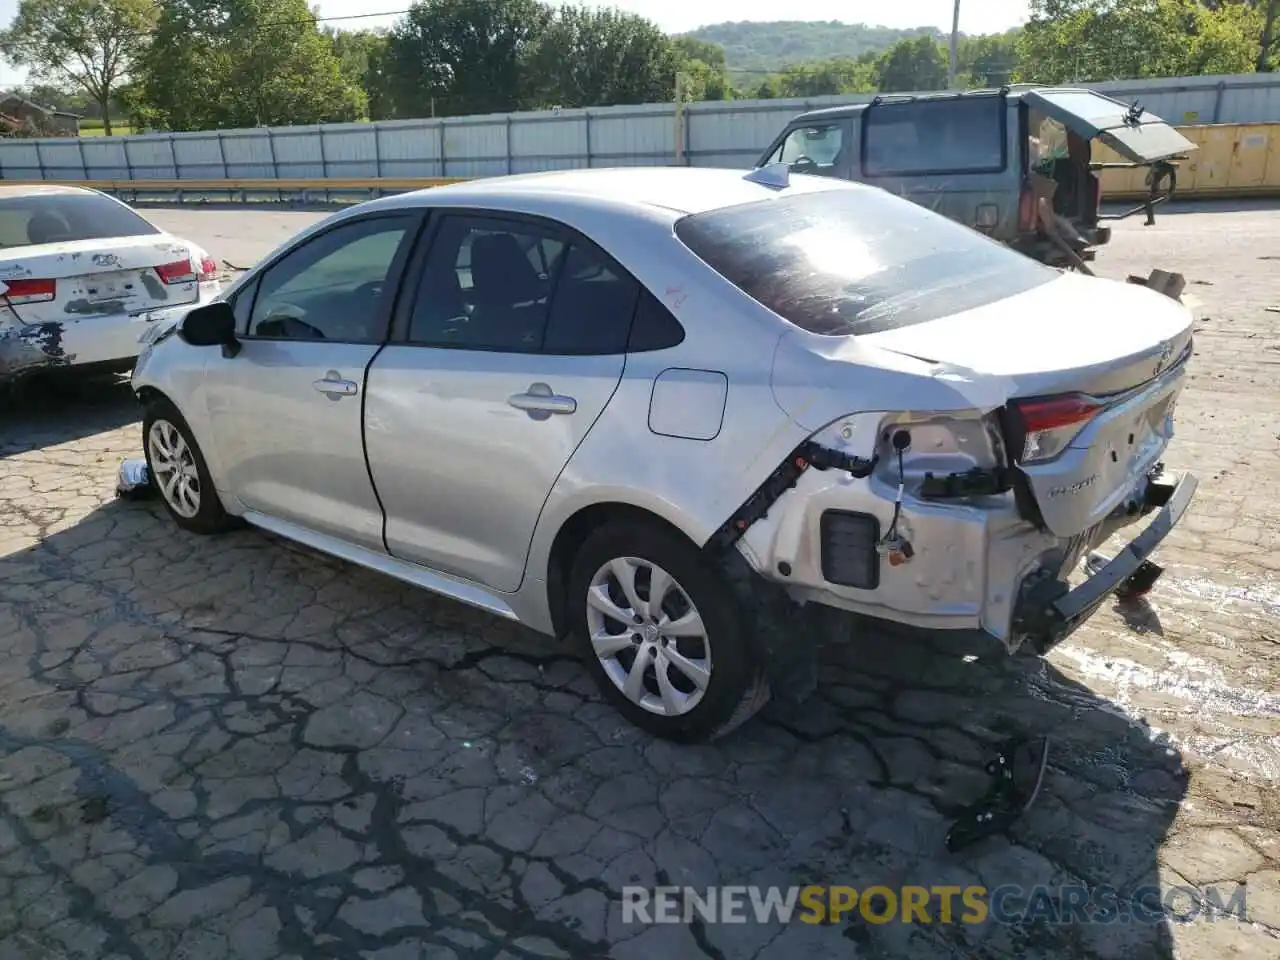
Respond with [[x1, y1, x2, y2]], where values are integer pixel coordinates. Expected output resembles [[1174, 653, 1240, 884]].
[[682, 20, 943, 75]]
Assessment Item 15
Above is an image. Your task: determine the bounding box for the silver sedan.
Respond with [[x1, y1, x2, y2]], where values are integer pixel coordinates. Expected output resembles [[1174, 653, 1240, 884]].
[[130, 166, 1197, 742]]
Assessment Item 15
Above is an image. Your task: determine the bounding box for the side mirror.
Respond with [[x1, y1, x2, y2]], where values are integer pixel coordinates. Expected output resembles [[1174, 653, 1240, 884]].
[[181, 301, 240, 357]]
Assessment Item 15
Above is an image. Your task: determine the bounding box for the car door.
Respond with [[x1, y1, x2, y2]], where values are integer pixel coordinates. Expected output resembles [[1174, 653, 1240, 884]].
[[859, 93, 1011, 233], [364, 211, 638, 592], [202, 211, 421, 550], [759, 119, 853, 179]]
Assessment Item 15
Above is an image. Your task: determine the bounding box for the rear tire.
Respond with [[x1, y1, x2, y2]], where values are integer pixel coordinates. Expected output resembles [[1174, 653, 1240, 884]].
[[567, 521, 769, 743], [142, 397, 234, 535]]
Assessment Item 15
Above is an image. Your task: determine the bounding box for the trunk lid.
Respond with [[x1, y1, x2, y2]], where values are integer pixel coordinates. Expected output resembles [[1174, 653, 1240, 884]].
[[1022, 88, 1196, 165], [861, 272, 1195, 538], [0, 235, 204, 324]]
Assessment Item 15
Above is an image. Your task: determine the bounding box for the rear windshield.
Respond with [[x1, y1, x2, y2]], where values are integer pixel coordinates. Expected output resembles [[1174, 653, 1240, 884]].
[[674, 187, 1055, 337], [0, 193, 160, 249]]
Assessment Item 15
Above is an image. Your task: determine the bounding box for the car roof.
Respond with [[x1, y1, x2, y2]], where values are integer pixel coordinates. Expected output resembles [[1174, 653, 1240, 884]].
[[379, 166, 865, 219], [788, 85, 1042, 124], [0, 183, 95, 200]]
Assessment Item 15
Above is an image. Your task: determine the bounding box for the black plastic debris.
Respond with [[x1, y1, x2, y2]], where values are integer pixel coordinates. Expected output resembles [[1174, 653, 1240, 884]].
[[946, 735, 1050, 853]]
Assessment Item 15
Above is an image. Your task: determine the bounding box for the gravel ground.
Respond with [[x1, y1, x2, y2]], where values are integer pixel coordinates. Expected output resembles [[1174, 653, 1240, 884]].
[[0, 200, 1277, 959]]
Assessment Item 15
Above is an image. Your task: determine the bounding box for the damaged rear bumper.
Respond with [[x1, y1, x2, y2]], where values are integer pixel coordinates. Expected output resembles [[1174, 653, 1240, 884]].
[[1012, 471, 1197, 654]]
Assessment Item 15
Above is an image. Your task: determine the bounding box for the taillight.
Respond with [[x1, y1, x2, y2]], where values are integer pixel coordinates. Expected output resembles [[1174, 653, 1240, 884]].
[[155, 259, 197, 285], [1, 277, 56, 304], [1009, 394, 1101, 463], [198, 256, 218, 282], [1018, 182, 1037, 233]]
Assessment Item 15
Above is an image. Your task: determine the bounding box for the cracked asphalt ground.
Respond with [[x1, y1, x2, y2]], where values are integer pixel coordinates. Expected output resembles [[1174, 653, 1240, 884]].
[[1, 201, 1278, 960]]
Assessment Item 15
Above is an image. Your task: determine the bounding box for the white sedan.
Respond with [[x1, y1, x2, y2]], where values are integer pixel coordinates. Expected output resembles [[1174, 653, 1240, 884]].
[[0, 184, 224, 388], [130, 166, 1197, 742]]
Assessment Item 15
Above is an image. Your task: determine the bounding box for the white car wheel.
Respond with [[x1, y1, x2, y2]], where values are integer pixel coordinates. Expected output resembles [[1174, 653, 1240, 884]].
[[568, 521, 769, 742], [585, 556, 712, 718], [147, 418, 202, 519]]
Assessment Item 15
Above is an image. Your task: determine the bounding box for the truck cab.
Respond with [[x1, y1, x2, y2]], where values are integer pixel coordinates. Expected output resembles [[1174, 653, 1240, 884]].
[[756, 86, 1197, 269]]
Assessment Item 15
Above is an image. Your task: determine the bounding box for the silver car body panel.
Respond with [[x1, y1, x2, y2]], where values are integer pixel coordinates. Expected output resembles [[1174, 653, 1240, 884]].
[[132, 167, 1195, 647]]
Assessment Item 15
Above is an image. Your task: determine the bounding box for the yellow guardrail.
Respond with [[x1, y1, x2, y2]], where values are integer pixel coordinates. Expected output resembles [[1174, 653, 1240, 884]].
[[1095, 121, 1280, 201]]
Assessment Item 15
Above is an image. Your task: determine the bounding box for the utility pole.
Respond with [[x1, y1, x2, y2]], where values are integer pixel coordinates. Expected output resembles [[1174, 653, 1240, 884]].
[[673, 72, 686, 165], [948, 0, 961, 89]]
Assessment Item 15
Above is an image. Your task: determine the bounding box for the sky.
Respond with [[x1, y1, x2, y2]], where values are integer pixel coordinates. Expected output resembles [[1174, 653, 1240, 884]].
[[0, 0, 1032, 88]]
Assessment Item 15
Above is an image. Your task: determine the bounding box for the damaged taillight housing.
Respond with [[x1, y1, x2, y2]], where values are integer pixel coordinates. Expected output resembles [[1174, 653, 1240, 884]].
[[155, 259, 197, 285], [198, 256, 219, 283], [1, 277, 56, 304], [1007, 394, 1101, 463]]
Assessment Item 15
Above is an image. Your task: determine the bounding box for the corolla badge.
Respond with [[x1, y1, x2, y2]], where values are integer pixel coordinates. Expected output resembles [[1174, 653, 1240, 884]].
[[1048, 474, 1098, 499]]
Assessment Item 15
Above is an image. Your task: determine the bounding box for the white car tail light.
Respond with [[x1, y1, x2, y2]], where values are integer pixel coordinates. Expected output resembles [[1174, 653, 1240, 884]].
[[155, 259, 197, 285], [1, 277, 56, 304], [1009, 394, 1102, 463]]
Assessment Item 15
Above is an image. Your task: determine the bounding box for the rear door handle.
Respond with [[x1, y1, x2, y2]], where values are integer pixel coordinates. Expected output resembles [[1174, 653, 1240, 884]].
[[507, 382, 577, 418], [312, 371, 358, 398]]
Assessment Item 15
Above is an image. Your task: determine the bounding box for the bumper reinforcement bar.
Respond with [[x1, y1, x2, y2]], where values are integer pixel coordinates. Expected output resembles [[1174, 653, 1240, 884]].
[[1020, 472, 1198, 653]]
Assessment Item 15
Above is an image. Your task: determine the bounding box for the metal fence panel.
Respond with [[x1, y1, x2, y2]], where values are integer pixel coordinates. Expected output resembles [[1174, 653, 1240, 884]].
[[172, 133, 226, 179], [221, 131, 276, 179], [2, 72, 1279, 184], [374, 121, 440, 177], [589, 104, 672, 164], [269, 126, 325, 178], [443, 118, 509, 177], [31, 139, 81, 179], [124, 136, 177, 179], [81, 138, 129, 179]]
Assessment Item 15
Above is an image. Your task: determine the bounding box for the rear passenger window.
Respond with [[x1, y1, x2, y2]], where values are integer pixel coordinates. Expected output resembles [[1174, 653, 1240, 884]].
[[628, 290, 685, 352], [863, 95, 1006, 176], [542, 244, 639, 355], [409, 215, 558, 352]]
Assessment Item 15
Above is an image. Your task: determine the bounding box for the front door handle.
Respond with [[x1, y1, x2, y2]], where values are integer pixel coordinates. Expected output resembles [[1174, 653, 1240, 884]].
[[507, 382, 577, 419], [313, 370, 358, 399]]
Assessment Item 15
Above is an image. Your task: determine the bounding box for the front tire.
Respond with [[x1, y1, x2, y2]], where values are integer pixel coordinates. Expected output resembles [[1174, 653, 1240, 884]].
[[142, 398, 233, 535], [567, 521, 769, 743]]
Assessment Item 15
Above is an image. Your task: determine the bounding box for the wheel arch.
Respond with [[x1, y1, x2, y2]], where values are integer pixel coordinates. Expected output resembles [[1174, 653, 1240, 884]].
[[134, 384, 170, 408], [544, 500, 705, 640]]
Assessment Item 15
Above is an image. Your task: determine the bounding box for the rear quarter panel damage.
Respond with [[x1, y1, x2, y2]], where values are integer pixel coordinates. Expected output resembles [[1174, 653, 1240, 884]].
[[0, 314, 72, 383]]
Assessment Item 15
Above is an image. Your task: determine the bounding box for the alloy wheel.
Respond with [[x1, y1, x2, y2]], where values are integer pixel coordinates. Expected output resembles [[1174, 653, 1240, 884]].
[[584, 557, 712, 717], [148, 419, 201, 519]]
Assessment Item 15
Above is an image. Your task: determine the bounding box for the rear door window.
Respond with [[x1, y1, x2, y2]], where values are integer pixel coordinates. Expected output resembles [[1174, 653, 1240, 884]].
[[675, 186, 1055, 337], [863, 95, 1006, 176]]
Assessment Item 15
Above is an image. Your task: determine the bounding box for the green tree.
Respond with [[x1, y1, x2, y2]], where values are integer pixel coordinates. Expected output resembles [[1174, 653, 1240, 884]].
[[958, 30, 1021, 87], [380, 0, 549, 119], [529, 6, 677, 108], [672, 36, 733, 100], [776, 56, 876, 96], [327, 28, 394, 120], [137, 0, 365, 131], [1017, 0, 1262, 82], [0, 0, 157, 135], [876, 35, 948, 92]]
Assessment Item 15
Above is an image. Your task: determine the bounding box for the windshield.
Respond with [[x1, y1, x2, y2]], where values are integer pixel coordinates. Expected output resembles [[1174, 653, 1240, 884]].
[[674, 187, 1056, 336], [0, 193, 160, 249]]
